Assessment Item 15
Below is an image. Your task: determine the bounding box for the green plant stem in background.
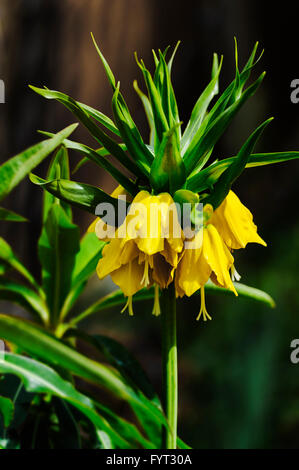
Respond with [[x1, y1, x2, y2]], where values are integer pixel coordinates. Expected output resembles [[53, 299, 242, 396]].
[[161, 283, 178, 449]]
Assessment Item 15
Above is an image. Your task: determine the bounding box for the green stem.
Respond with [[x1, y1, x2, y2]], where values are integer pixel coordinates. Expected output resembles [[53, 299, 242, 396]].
[[161, 282, 178, 449]]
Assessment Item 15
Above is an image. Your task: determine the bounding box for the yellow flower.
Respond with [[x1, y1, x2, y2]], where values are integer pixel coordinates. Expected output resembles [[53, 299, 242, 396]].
[[211, 190, 266, 249], [96, 190, 184, 315], [176, 205, 237, 320]]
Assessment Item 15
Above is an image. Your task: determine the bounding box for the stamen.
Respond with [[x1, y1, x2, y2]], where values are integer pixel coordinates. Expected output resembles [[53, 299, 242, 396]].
[[196, 286, 212, 321], [121, 295, 134, 316], [231, 264, 241, 282], [141, 259, 150, 287], [152, 284, 161, 316]]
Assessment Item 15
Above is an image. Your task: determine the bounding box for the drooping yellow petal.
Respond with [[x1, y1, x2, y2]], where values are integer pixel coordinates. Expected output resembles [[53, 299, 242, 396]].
[[211, 191, 266, 249], [175, 230, 211, 297], [110, 258, 146, 297], [96, 238, 138, 279], [118, 191, 164, 254], [203, 224, 237, 295], [158, 192, 184, 254]]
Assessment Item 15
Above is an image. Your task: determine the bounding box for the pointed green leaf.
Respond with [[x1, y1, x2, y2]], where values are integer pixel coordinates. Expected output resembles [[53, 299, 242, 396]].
[[112, 84, 153, 174], [184, 43, 264, 165], [135, 54, 169, 151], [204, 279, 275, 308], [30, 174, 129, 221], [186, 151, 299, 193], [0, 354, 134, 449], [150, 124, 186, 193], [181, 54, 223, 153], [0, 124, 78, 203], [29, 86, 143, 178], [133, 80, 155, 147], [43, 145, 72, 222], [0, 396, 14, 428], [0, 208, 27, 222], [0, 314, 168, 430], [167, 41, 181, 75], [60, 233, 105, 320], [91, 33, 116, 89], [38, 204, 80, 326], [0, 237, 42, 295], [39, 131, 136, 195], [205, 117, 273, 209], [64, 329, 162, 446], [72, 280, 275, 327], [184, 71, 266, 174], [0, 279, 49, 324]]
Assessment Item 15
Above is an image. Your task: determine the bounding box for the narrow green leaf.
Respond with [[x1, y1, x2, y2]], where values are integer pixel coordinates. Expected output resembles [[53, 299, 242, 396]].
[[72, 280, 275, 326], [60, 233, 105, 320], [133, 80, 155, 148], [30, 174, 129, 221], [76, 100, 120, 136], [135, 54, 169, 151], [0, 208, 27, 222], [38, 204, 80, 326], [0, 237, 42, 296], [65, 329, 162, 446], [112, 84, 153, 174], [0, 314, 168, 429], [205, 117, 273, 209], [181, 54, 223, 153], [71, 233, 105, 288], [39, 131, 135, 195], [52, 397, 82, 449], [0, 124, 77, 203], [0, 354, 133, 449], [93, 401, 155, 449], [204, 279, 275, 308], [186, 151, 299, 193], [177, 436, 192, 449], [157, 50, 180, 133], [29, 86, 143, 178], [91, 33, 116, 89], [184, 43, 264, 167], [66, 330, 159, 403], [0, 396, 14, 428], [43, 146, 72, 222], [184, 71, 266, 174], [167, 41, 181, 75], [0, 279, 49, 324], [150, 124, 186, 194], [95, 429, 114, 449]]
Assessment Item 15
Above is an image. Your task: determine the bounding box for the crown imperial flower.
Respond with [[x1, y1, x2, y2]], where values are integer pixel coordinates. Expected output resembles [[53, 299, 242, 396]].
[[96, 190, 184, 315]]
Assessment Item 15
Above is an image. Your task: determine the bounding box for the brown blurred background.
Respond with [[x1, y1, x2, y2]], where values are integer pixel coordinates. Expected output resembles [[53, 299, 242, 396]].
[[1, 0, 299, 448]]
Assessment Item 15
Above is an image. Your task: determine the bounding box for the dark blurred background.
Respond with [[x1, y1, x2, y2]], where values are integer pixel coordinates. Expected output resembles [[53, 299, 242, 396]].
[[1, 0, 299, 449]]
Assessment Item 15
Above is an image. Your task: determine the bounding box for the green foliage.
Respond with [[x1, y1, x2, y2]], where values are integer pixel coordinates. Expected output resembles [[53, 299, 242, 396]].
[[0, 38, 297, 449], [0, 124, 77, 206]]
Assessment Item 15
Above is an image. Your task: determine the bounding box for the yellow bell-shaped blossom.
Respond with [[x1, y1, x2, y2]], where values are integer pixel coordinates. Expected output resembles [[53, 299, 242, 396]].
[[211, 190, 266, 249], [96, 190, 184, 315], [176, 206, 237, 294], [87, 185, 130, 240]]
